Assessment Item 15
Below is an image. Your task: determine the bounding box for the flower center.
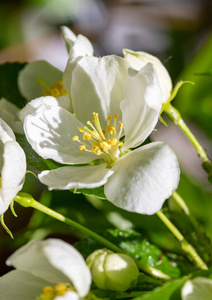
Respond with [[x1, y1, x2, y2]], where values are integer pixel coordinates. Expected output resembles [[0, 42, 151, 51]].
[[37, 283, 74, 300], [37, 78, 68, 97], [72, 112, 123, 166]]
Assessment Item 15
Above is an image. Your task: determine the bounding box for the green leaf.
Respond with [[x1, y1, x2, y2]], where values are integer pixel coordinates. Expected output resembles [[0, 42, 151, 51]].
[[70, 186, 107, 200], [75, 229, 181, 279], [0, 62, 26, 108], [16, 134, 62, 171], [132, 274, 191, 300]]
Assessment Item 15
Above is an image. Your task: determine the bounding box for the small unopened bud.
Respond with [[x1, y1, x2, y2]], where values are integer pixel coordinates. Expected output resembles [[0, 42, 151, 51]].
[[86, 249, 139, 292]]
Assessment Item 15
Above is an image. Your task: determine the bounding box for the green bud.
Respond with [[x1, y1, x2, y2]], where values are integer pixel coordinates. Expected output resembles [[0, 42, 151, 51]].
[[86, 249, 139, 292]]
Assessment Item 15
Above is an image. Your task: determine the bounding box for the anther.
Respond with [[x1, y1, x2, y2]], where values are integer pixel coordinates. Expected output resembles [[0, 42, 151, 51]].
[[114, 114, 118, 120], [83, 133, 92, 141], [55, 283, 68, 296], [42, 286, 54, 296], [107, 115, 112, 122], [107, 124, 116, 135], [72, 136, 78, 141], [80, 145, 86, 151]]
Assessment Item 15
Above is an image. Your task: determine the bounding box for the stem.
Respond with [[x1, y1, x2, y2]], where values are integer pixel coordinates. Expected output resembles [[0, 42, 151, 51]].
[[156, 210, 208, 270], [164, 103, 210, 164], [171, 191, 199, 230], [14, 193, 170, 280]]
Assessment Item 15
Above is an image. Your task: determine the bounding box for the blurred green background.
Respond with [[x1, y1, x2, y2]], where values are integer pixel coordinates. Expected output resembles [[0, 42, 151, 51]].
[[0, 0, 212, 277]]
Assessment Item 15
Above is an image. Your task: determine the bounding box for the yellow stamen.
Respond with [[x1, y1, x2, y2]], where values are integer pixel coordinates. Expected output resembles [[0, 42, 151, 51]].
[[42, 286, 54, 296], [96, 149, 102, 155], [37, 78, 68, 97], [72, 112, 124, 165], [55, 283, 68, 296], [108, 138, 117, 146], [80, 145, 86, 151], [107, 124, 116, 135], [83, 133, 92, 141], [72, 136, 78, 141]]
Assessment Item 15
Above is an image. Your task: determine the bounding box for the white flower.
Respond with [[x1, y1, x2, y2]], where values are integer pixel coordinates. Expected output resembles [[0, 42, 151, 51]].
[[18, 26, 94, 114], [181, 277, 212, 300], [23, 54, 180, 216], [123, 49, 172, 103], [0, 118, 26, 215], [0, 239, 92, 300]]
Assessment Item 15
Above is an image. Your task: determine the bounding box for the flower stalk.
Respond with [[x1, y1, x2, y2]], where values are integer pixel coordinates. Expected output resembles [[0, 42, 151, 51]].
[[163, 103, 212, 182], [156, 210, 208, 270], [14, 192, 171, 280]]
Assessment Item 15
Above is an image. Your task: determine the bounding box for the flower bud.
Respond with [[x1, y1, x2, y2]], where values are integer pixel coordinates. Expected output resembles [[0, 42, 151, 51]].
[[123, 48, 172, 104], [86, 249, 139, 292]]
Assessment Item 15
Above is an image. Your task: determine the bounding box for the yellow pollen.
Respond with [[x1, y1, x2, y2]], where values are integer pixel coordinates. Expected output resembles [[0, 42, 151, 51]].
[[80, 145, 86, 151], [55, 283, 68, 296], [108, 138, 117, 146], [78, 127, 84, 133], [107, 124, 116, 135], [92, 116, 95, 122], [107, 115, 112, 121], [83, 133, 92, 141], [72, 136, 78, 141], [96, 149, 102, 155], [117, 142, 123, 146], [114, 114, 118, 120], [120, 123, 123, 128], [38, 79, 68, 97], [92, 146, 99, 152], [42, 286, 54, 296]]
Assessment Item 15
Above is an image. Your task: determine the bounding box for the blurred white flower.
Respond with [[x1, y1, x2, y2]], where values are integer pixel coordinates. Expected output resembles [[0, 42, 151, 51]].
[[18, 26, 94, 114], [0, 118, 26, 215], [0, 239, 92, 300], [181, 277, 212, 300]]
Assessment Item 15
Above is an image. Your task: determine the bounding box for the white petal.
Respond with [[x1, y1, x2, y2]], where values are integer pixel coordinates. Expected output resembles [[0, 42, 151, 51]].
[[71, 55, 130, 130], [104, 142, 180, 215], [0, 270, 51, 300], [62, 31, 94, 111], [0, 98, 23, 134], [18, 61, 62, 101], [7, 239, 92, 298], [123, 49, 172, 103], [121, 63, 162, 151], [19, 96, 71, 123], [0, 118, 16, 143], [38, 163, 113, 190], [181, 277, 212, 300], [44, 239, 91, 297], [7, 240, 71, 284], [0, 141, 26, 214], [55, 291, 79, 300], [60, 26, 77, 53], [24, 105, 97, 164]]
